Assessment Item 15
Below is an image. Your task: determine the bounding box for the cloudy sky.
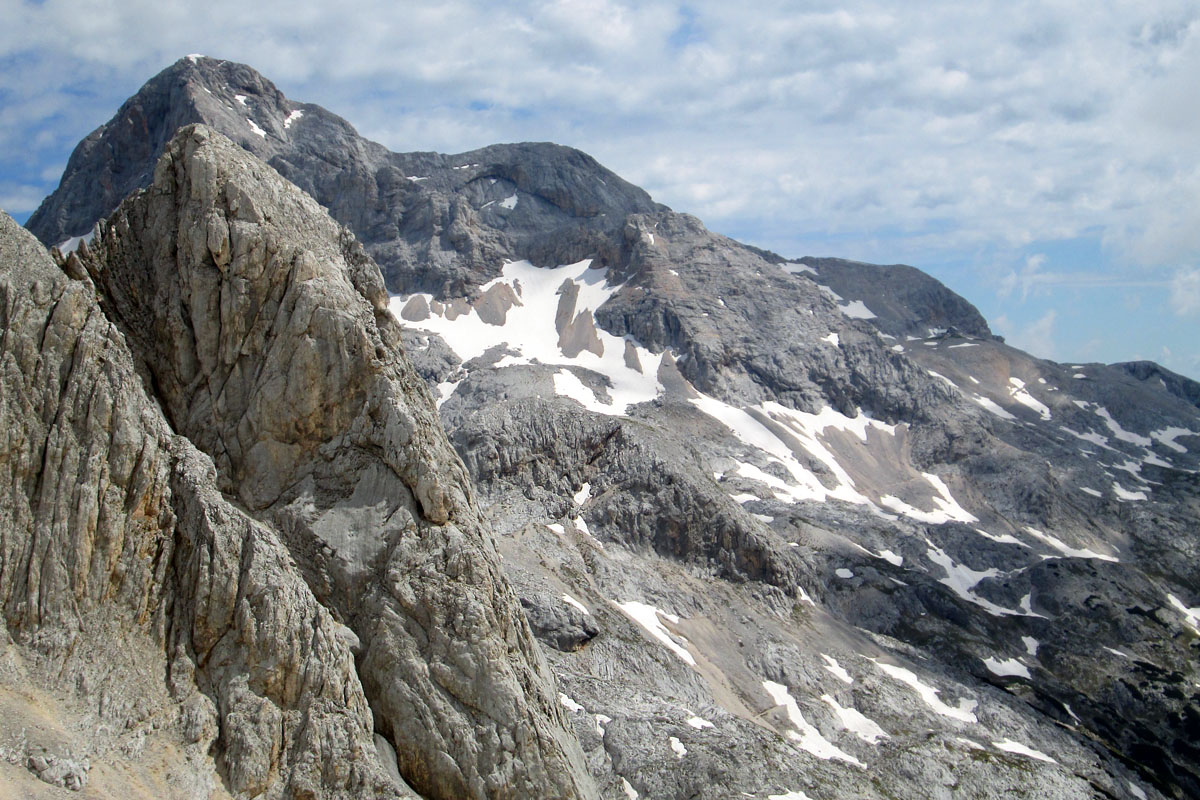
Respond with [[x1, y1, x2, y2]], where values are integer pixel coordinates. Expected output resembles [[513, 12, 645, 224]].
[[2, 0, 1198, 378]]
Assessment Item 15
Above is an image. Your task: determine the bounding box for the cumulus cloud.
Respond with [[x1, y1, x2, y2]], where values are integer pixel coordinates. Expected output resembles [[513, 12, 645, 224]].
[[995, 309, 1058, 361], [1170, 267, 1200, 315]]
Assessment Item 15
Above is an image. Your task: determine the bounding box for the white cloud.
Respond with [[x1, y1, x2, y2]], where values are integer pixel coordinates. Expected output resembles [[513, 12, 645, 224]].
[[995, 309, 1057, 361], [2, 0, 1199, 375], [1170, 267, 1200, 316]]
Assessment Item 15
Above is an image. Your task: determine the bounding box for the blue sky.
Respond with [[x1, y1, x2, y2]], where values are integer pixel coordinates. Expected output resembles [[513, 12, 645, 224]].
[[2, 0, 1198, 379]]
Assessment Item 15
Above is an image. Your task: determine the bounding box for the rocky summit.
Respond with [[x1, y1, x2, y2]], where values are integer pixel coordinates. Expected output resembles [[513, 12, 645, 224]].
[[5, 56, 1199, 800]]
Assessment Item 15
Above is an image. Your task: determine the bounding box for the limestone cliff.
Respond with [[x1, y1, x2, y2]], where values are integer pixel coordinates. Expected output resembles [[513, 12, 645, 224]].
[[1, 123, 597, 799]]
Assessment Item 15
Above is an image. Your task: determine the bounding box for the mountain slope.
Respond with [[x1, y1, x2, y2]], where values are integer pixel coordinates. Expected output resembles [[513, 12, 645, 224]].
[[13, 57, 1200, 799], [4, 124, 600, 799]]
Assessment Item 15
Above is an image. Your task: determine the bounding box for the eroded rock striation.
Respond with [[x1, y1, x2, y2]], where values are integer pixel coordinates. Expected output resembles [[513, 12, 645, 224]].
[[3, 124, 597, 799]]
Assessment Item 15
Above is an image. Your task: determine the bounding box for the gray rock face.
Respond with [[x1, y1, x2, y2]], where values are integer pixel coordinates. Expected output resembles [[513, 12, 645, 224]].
[[27, 56, 661, 299], [797, 255, 995, 340], [0, 211, 398, 798], [3, 123, 599, 799], [74, 124, 596, 800]]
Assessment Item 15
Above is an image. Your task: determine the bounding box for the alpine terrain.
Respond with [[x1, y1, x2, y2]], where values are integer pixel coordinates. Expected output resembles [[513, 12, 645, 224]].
[[3, 56, 1198, 800]]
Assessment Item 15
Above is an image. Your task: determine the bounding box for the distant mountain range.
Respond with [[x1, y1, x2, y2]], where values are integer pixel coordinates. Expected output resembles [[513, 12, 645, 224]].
[[3, 56, 1198, 799]]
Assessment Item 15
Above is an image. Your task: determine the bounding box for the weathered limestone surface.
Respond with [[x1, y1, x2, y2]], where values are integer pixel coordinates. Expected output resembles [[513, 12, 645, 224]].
[[0, 212, 400, 798], [76, 125, 595, 800]]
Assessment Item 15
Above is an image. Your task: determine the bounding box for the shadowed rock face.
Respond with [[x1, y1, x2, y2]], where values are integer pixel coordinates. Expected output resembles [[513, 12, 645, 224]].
[[27, 56, 661, 299]]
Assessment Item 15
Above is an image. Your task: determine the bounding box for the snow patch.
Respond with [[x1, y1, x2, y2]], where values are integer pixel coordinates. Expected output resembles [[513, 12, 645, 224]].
[[821, 694, 888, 744], [1008, 377, 1051, 420], [246, 118, 266, 137], [872, 661, 977, 723], [669, 736, 687, 758], [559, 693, 584, 713], [782, 261, 816, 275], [499, 193, 518, 209], [55, 229, 95, 253], [1094, 407, 1151, 446], [839, 300, 875, 319], [925, 543, 1028, 617], [562, 593, 590, 615], [835, 568, 854, 579], [615, 602, 695, 666], [1023, 526, 1119, 561], [1059, 425, 1113, 450], [1112, 482, 1147, 502], [820, 332, 840, 347], [283, 109, 303, 128], [761, 681, 865, 766], [983, 657, 1031, 679], [927, 371, 958, 389], [1079, 486, 1102, 498], [573, 482, 592, 505], [1167, 594, 1200, 633], [880, 473, 978, 525], [972, 395, 1017, 420], [234, 94, 248, 105], [992, 738, 1057, 763], [1151, 426, 1195, 453], [821, 654, 853, 684], [694, 396, 893, 508], [686, 714, 714, 729], [393, 260, 664, 416], [877, 549, 903, 566], [972, 528, 1028, 547], [1022, 636, 1039, 656]]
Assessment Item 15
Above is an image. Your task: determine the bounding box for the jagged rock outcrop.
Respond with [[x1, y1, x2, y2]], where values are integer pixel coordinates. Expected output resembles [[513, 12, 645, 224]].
[[3, 123, 599, 799], [71, 124, 596, 800], [0, 211, 398, 798]]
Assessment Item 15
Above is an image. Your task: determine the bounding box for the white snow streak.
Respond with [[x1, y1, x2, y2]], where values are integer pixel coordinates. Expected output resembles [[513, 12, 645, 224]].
[[839, 300, 875, 319], [615, 602, 695, 666], [669, 736, 687, 758], [992, 738, 1057, 763], [562, 593, 591, 615], [820, 694, 887, 744], [1023, 527, 1119, 561], [761, 681, 864, 767], [872, 661, 978, 723], [983, 657, 1031, 679], [821, 654, 853, 684], [1167, 594, 1200, 633], [1008, 377, 1051, 420]]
